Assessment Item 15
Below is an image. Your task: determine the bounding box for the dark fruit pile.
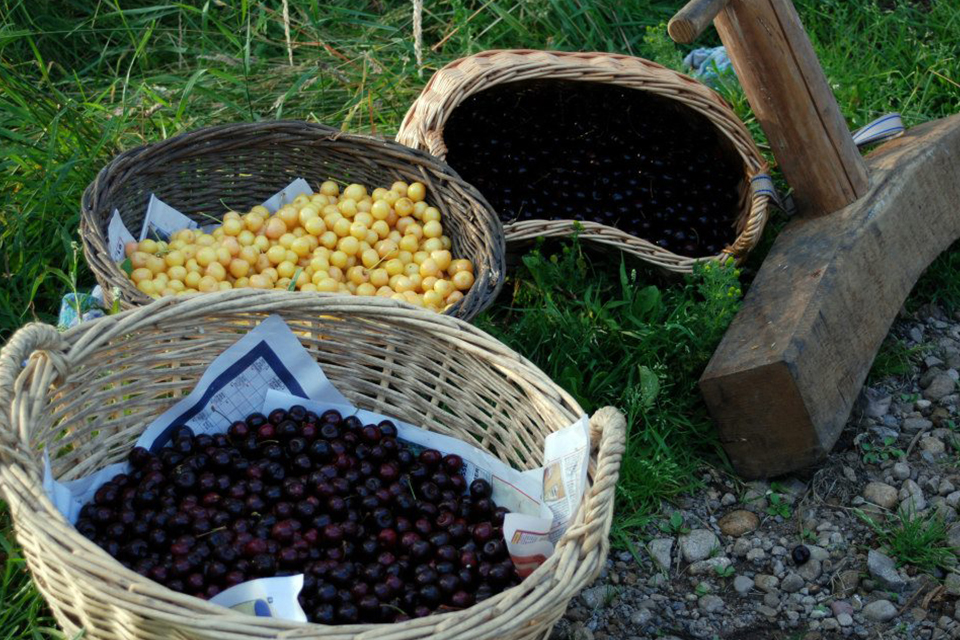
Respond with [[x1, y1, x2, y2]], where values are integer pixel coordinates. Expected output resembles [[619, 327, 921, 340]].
[[75, 406, 519, 624], [443, 79, 745, 257]]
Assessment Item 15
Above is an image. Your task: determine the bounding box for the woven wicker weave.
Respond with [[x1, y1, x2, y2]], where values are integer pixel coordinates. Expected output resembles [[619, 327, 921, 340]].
[[396, 49, 771, 272], [0, 289, 626, 640], [80, 121, 505, 321]]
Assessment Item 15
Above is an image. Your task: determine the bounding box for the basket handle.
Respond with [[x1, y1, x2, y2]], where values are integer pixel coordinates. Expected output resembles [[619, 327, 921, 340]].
[[560, 406, 627, 575], [0, 323, 69, 466]]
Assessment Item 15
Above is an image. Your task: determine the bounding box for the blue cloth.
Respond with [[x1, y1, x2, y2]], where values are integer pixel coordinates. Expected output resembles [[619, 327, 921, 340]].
[[682, 46, 736, 89], [57, 286, 106, 330]]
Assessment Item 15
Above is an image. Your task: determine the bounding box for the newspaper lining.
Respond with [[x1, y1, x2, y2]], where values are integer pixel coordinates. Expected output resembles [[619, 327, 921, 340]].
[[42, 313, 589, 621]]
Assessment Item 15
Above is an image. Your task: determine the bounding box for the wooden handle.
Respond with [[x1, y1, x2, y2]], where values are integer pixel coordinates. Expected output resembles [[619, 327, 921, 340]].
[[715, 0, 868, 216], [668, 0, 730, 43]]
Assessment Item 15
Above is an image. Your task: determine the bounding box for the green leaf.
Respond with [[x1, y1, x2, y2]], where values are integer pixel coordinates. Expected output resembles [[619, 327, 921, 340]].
[[288, 268, 302, 291], [639, 366, 660, 410], [120, 258, 133, 276]]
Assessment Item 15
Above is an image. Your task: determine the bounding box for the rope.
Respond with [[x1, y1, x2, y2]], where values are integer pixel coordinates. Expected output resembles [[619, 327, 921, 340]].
[[413, 0, 424, 73]]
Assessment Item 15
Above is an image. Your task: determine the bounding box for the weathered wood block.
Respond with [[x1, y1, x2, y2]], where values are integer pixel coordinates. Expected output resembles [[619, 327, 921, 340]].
[[701, 115, 960, 478]]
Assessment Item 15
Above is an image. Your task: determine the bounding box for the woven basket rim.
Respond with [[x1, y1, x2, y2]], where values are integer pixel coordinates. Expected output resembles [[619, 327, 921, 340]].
[[395, 48, 772, 273], [79, 120, 506, 321], [0, 290, 627, 639]]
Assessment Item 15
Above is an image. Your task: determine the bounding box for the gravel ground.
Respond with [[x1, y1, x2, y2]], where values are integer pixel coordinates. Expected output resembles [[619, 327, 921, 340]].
[[553, 303, 960, 640]]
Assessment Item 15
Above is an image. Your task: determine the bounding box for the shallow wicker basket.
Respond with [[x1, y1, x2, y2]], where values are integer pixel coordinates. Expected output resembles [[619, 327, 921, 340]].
[[0, 289, 626, 640], [396, 49, 772, 273], [80, 121, 505, 321]]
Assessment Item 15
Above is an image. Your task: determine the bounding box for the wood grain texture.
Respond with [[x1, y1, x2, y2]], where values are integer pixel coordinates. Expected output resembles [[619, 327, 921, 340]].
[[667, 0, 730, 43], [715, 0, 869, 216], [701, 115, 960, 478]]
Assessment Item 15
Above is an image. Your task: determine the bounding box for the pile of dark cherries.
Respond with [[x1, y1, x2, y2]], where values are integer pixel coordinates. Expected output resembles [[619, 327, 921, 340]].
[[74, 405, 519, 624], [443, 79, 744, 257]]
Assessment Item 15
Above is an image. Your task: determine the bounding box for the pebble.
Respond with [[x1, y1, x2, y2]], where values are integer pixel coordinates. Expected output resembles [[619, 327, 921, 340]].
[[755, 574, 780, 593], [629, 609, 653, 626], [698, 594, 724, 614], [945, 572, 960, 596], [862, 599, 899, 622], [903, 417, 933, 432], [831, 601, 854, 617], [940, 479, 956, 495], [835, 569, 861, 598], [688, 557, 730, 576], [837, 612, 854, 627], [648, 538, 673, 572], [920, 436, 946, 454], [867, 549, 907, 592], [717, 510, 759, 537], [863, 389, 892, 418], [679, 529, 719, 563], [797, 558, 822, 582], [746, 548, 766, 562], [893, 462, 912, 480], [720, 492, 736, 506], [580, 586, 608, 610], [733, 575, 754, 596], [781, 572, 804, 593], [863, 481, 899, 509], [925, 373, 956, 401]]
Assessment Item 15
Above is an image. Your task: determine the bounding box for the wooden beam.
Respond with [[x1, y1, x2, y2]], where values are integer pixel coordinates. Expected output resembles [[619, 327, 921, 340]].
[[668, 0, 730, 44], [700, 115, 960, 479], [714, 0, 869, 216]]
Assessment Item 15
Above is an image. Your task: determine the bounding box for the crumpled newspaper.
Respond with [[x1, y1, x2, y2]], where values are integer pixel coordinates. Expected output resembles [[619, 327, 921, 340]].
[[57, 286, 106, 330], [682, 46, 736, 89]]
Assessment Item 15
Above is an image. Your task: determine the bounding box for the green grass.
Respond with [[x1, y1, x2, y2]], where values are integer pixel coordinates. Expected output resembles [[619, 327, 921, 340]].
[[868, 335, 926, 382], [0, 505, 61, 639], [2, 0, 960, 632], [859, 507, 958, 574]]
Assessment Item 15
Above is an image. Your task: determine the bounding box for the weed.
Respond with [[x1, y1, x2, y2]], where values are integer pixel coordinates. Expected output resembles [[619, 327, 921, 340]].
[[695, 582, 710, 596], [858, 508, 957, 573], [869, 337, 925, 382], [860, 436, 906, 465], [766, 493, 792, 519], [659, 512, 691, 536], [714, 564, 735, 579]]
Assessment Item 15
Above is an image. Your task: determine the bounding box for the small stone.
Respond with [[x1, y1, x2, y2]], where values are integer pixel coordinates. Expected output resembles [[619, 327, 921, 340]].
[[755, 574, 780, 593], [945, 572, 960, 596], [798, 558, 822, 582], [746, 548, 766, 562], [688, 557, 731, 576], [863, 482, 899, 509], [698, 594, 724, 614], [569, 623, 594, 640], [863, 389, 892, 418], [734, 575, 754, 596], [867, 550, 907, 592], [862, 599, 898, 622], [648, 538, 673, 572], [900, 493, 927, 514], [926, 356, 946, 369], [949, 523, 960, 548], [893, 462, 912, 480], [940, 479, 956, 496], [720, 492, 736, 506], [903, 417, 933, 432], [834, 569, 861, 598], [763, 592, 780, 608], [757, 605, 778, 618], [947, 491, 960, 509], [925, 373, 957, 401], [821, 618, 840, 631], [837, 612, 853, 627], [916, 398, 933, 410], [718, 510, 760, 537], [679, 529, 719, 563], [629, 609, 653, 626], [922, 367, 945, 388], [733, 538, 752, 557], [579, 586, 608, 610], [781, 573, 804, 593], [921, 437, 946, 454], [831, 601, 854, 617]]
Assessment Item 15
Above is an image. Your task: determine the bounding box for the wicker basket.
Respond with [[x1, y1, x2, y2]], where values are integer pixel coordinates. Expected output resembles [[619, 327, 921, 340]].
[[396, 49, 772, 273], [0, 289, 626, 640], [80, 121, 506, 321]]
